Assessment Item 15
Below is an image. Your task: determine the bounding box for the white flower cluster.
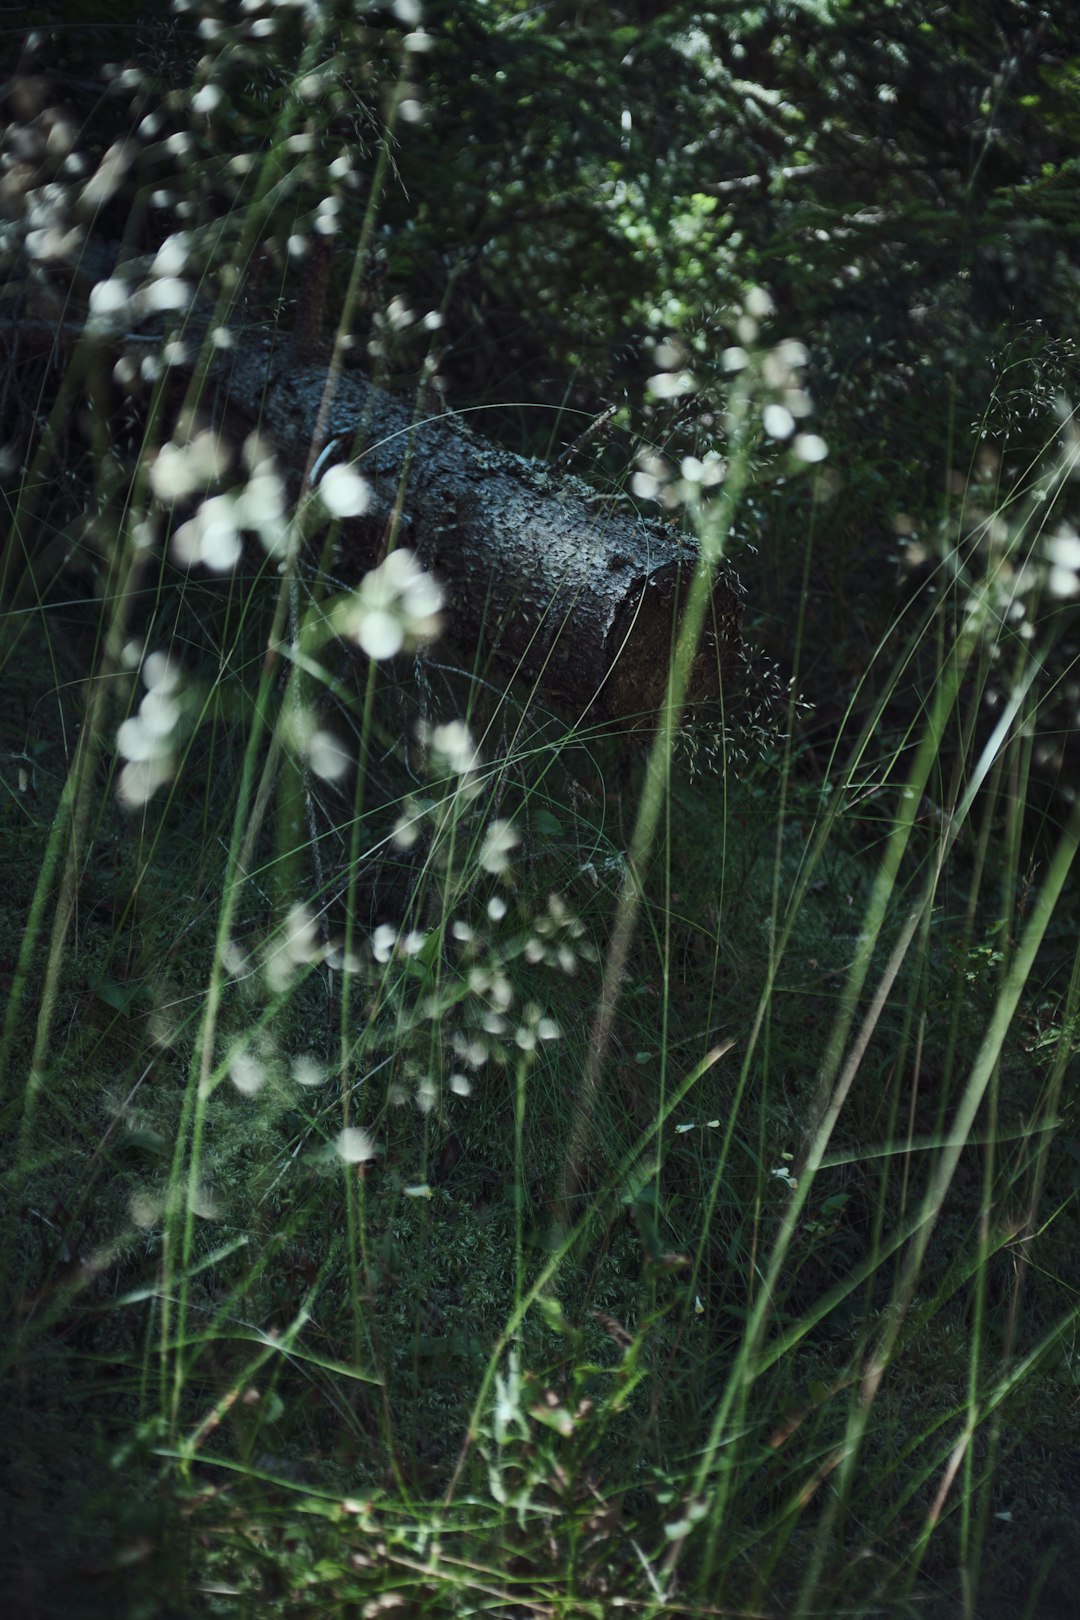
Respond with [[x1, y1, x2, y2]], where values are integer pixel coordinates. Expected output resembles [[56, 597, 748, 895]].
[[953, 503, 1080, 647], [157, 433, 288, 569], [264, 902, 327, 992], [1046, 522, 1080, 598], [634, 291, 826, 507], [318, 464, 370, 518], [523, 892, 594, 973], [115, 650, 185, 808], [372, 923, 428, 964], [448, 975, 561, 1075], [330, 549, 443, 660], [392, 722, 487, 847], [282, 704, 353, 784]]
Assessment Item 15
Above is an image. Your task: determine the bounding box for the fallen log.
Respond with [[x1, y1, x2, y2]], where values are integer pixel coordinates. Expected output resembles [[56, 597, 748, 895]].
[[2, 308, 742, 722], [211, 335, 744, 724]]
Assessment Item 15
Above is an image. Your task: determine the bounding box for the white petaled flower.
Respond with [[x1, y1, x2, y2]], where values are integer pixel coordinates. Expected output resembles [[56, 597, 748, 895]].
[[175, 492, 242, 571], [479, 818, 519, 876], [230, 1049, 265, 1096], [144, 650, 182, 693], [1047, 524, 1080, 595], [115, 650, 186, 807], [221, 939, 248, 978], [143, 276, 192, 313], [372, 924, 397, 963], [150, 431, 230, 502], [284, 903, 322, 963], [647, 369, 696, 399], [320, 463, 371, 518], [452, 1032, 489, 1069], [357, 610, 403, 660], [490, 974, 513, 1012], [139, 690, 180, 737], [118, 756, 173, 808], [88, 277, 133, 319], [432, 720, 479, 775], [393, 809, 421, 849], [679, 452, 725, 488], [1047, 524, 1080, 569], [793, 433, 828, 464], [307, 729, 350, 782], [775, 338, 808, 369], [116, 713, 171, 764], [335, 1127, 376, 1163], [151, 233, 190, 277], [332, 549, 443, 660], [763, 403, 795, 440], [265, 903, 323, 989], [762, 351, 797, 391], [1048, 566, 1079, 598], [291, 1054, 327, 1087], [236, 463, 288, 555], [191, 82, 224, 115]]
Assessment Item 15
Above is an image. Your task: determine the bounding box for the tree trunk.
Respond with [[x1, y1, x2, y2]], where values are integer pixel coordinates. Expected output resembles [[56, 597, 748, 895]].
[[215, 335, 743, 724], [3, 314, 743, 723]]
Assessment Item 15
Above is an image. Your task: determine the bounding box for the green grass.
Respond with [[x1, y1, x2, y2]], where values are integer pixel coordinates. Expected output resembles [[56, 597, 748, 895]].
[[3, 11, 1080, 1620]]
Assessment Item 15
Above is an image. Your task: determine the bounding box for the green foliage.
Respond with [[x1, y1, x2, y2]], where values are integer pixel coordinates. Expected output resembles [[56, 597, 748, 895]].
[[2, 4, 1080, 1619]]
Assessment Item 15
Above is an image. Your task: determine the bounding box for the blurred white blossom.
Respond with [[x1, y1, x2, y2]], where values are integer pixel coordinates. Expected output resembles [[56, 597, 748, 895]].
[[431, 720, 479, 776], [335, 1127, 376, 1163], [763, 403, 795, 440], [479, 819, 519, 876], [307, 729, 351, 782], [291, 1054, 327, 1087], [151, 431, 230, 502], [331, 549, 443, 660], [319, 464, 371, 518], [230, 1049, 265, 1096], [793, 433, 828, 463], [116, 647, 186, 808], [647, 369, 696, 399]]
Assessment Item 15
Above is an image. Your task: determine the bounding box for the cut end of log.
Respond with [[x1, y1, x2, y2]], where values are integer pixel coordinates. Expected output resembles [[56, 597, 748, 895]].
[[599, 561, 743, 723]]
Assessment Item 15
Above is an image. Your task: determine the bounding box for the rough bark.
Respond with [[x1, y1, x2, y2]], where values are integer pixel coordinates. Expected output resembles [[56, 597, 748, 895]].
[[3, 313, 742, 722], [212, 334, 743, 724]]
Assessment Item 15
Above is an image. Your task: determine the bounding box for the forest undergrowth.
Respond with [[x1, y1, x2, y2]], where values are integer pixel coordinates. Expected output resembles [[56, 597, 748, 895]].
[[2, 6, 1080, 1619]]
